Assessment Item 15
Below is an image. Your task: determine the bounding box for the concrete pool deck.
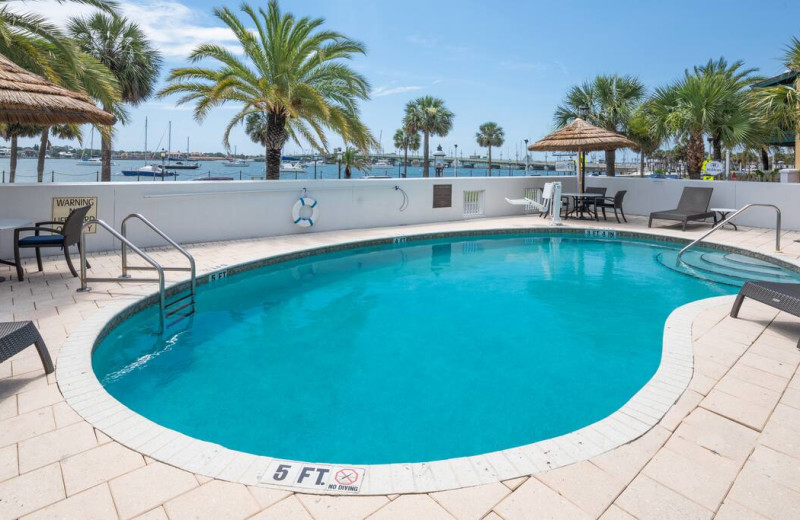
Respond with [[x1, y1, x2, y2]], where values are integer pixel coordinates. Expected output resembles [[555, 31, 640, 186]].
[[1, 215, 800, 519]]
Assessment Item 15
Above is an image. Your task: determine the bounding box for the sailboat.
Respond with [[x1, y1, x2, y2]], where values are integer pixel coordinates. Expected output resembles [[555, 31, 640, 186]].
[[76, 127, 115, 166], [166, 133, 200, 169], [222, 146, 249, 167], [121, 118, 175, 177]]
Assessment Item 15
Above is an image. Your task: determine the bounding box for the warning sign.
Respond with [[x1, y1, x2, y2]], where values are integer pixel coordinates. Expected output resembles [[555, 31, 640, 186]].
[[51, 197, 97, 233], [260, 461, 365, 494]]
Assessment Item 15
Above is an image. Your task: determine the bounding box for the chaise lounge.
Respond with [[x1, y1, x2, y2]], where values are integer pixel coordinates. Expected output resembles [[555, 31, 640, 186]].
[[648, 186, 716, 231], [731, 281, 800, 348]]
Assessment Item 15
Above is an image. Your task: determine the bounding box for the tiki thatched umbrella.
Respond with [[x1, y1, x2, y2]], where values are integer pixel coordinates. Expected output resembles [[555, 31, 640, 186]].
[[0, 54, 115, 126], [528, 118, 636, 193]]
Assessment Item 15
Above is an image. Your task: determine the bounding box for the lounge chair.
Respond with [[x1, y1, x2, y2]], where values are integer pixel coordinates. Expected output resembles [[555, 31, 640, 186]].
[[0, 321, 54, 374], [731, 281, 800, 348], [13, 205, 91, 281], [648, 187, 716, 231], [594, 190, 628, 223]]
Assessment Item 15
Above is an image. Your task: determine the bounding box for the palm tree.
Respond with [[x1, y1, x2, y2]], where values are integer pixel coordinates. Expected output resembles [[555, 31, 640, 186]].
[[475, 122, 504, 176], [160, 1, 375, 180], [340, 147, 370, 179], [1, 124, 40, 182], [756, 37, 800, 170], [403, 96, 454, 177], [36, 124, 82, 182], [0, 0, 116, 81], [554, 74, 645, 176], [628, 107, 662, 176], [69, 14, 162, 182], [393, 128, 420, 178]]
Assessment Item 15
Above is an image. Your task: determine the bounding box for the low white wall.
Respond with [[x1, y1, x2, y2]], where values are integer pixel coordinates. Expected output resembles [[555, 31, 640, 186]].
[[0, 176, 576, 257], [586, 177, 791, 230]]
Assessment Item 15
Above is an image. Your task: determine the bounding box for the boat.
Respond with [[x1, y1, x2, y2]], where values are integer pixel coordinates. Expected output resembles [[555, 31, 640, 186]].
[[222, 159, 250, 167], [120, 164, 177, 177], [372, 159, 393, 169], [76, 157, 103, 167], [280, 162, 306, 173], [166, 160, 200, 170]]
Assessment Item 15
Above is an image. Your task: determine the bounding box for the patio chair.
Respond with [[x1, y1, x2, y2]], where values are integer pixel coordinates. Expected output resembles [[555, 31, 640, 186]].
[[730, 281, 800, 348], [13, 205, 91, 281], [580, 187, 607, 218], [594, 190, 628, 223], [648, 187, 716, 231], [0, 321, 54, 374]]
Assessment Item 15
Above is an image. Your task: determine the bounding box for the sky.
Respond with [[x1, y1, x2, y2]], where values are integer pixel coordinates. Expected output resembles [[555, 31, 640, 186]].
[[7, 0, 800, 159]]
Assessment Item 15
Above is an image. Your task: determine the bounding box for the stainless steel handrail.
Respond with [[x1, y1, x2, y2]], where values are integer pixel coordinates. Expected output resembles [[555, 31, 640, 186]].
[[121, 213, 196, 298], [78, 219, 166, 331], [676, 204, 782, 263]]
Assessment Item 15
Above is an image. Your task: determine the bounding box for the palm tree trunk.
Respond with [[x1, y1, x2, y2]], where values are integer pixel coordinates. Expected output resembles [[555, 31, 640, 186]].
[[639, 151, 645, 177], [403, 144, 408, 178], [101, 104, 112, 182], [605, 150, 616, 177], [488, 146, 492, 177], [712, 134, 722, 161], [760, 147, 770, 171], [266, 148, 281, 180], [686, 132, 705, 179], [37, 127, 49, 183], [345, 166, 352, 179], [265, 113, 287, 180], [9, 135, 18, 182], [422, 132, 430, 177]]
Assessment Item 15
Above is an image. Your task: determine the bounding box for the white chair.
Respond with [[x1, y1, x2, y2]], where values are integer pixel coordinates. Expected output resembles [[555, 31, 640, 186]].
[[505, 182, 553, 217]]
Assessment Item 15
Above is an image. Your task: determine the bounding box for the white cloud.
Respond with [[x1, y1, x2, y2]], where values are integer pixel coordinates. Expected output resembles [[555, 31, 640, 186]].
[[8, 0, 241, 59], [372, 85, 423, 97], [407, 35, 439, 49]]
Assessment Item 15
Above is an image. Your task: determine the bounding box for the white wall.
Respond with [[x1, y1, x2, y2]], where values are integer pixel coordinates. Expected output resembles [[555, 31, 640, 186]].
[[586, 177, 790, 230], [0, 176, 577, 257]]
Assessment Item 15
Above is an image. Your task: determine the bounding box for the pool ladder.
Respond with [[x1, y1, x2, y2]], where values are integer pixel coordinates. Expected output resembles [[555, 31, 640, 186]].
[[78, 214, 197, 333]]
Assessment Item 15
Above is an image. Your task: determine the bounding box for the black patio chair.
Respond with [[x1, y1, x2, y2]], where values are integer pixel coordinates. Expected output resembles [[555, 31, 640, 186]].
[[731, 281, 800, 348], [0, 321, 54, 374], [580, 187, 607, 219], [594, 190, 628, 223], [13, 205, 91, 281], [648, 187, 716, 231]]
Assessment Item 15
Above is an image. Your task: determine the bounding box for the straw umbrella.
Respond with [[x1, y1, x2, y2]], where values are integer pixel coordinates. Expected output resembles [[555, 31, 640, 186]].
[[528, 118, 636, 193], [0, 54, 115, 126]]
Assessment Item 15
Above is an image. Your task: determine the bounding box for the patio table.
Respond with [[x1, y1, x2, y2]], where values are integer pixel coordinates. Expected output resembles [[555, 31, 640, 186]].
[[710, 208, 739, 230], [561, 192, 603, 221], [0, 218, 33, 283]]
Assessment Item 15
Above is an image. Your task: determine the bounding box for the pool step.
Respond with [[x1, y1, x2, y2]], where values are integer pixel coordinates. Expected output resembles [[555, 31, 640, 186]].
[[656, 250, 800, 288]]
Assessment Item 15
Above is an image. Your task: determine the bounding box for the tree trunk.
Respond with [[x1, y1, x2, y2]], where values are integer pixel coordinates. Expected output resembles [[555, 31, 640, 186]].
[[712, 134, 722, 161], [403, 143, 408, 178], [488, 146, 492, 177], [605, 149, 616, 177], [37, 127, 49, 183], [9, 135, 17, 182], [422, 132, 430, 177], [101, 103, 112, 182], [345, 166, 352, 179], [760, 147, 770, 171], [686, 132, 705, 179], [639, 151, 645, 177], [265, 113, 288, 180]]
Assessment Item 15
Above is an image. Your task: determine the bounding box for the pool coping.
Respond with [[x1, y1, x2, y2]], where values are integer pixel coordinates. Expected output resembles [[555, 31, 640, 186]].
[[55, 227, 760, 495]]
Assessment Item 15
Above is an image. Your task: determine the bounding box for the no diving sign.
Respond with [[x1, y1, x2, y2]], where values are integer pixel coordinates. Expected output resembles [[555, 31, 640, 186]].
[[260, 461, 365, 494]]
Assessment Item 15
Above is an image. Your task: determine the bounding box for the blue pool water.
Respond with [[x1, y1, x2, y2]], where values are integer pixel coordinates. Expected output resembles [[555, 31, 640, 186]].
[[93, 235, 736, 464]]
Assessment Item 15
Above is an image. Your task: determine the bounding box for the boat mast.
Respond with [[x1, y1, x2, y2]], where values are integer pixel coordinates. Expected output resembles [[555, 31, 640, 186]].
[[144, 117, 148, 165]]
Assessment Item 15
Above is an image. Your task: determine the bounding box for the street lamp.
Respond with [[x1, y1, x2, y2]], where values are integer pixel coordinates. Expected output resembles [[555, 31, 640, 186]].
[[433, 145, 446, 177], [454, 144, 458, 177], [524, 139, 529, 174]]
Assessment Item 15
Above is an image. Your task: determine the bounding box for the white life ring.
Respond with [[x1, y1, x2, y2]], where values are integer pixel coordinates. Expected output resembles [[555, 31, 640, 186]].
[[292, 197, 318, 227]]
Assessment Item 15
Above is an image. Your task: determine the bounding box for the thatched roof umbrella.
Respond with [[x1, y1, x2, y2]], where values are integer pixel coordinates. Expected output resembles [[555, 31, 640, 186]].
[[0, 54, 115, 126], [528, 118, 636, 193]]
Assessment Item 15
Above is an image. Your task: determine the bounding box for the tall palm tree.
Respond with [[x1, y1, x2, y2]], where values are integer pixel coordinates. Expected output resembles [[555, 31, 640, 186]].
[[756, 37, 800, 170], [628, 107, 661, 177], [554, 74, 645, 176], [475, 122, 504, 176], [340, 147, 370, 179], [403, 96, 454, 177], [393, 128, 420, 178], [1, 124, 41, 182], [160, 1, 375, 180], [69, 14, 162, 182]]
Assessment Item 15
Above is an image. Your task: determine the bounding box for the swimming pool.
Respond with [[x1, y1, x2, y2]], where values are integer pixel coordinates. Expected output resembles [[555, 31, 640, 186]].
[[90, 233, 738, 468]]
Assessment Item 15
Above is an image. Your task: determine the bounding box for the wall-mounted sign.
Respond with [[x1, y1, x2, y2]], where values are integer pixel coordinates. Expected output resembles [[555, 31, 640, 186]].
[[555, 161, 575, 172], [705, 161, 724, 176], [51, 196, 97, 233], [432, 184, 452, 208]]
